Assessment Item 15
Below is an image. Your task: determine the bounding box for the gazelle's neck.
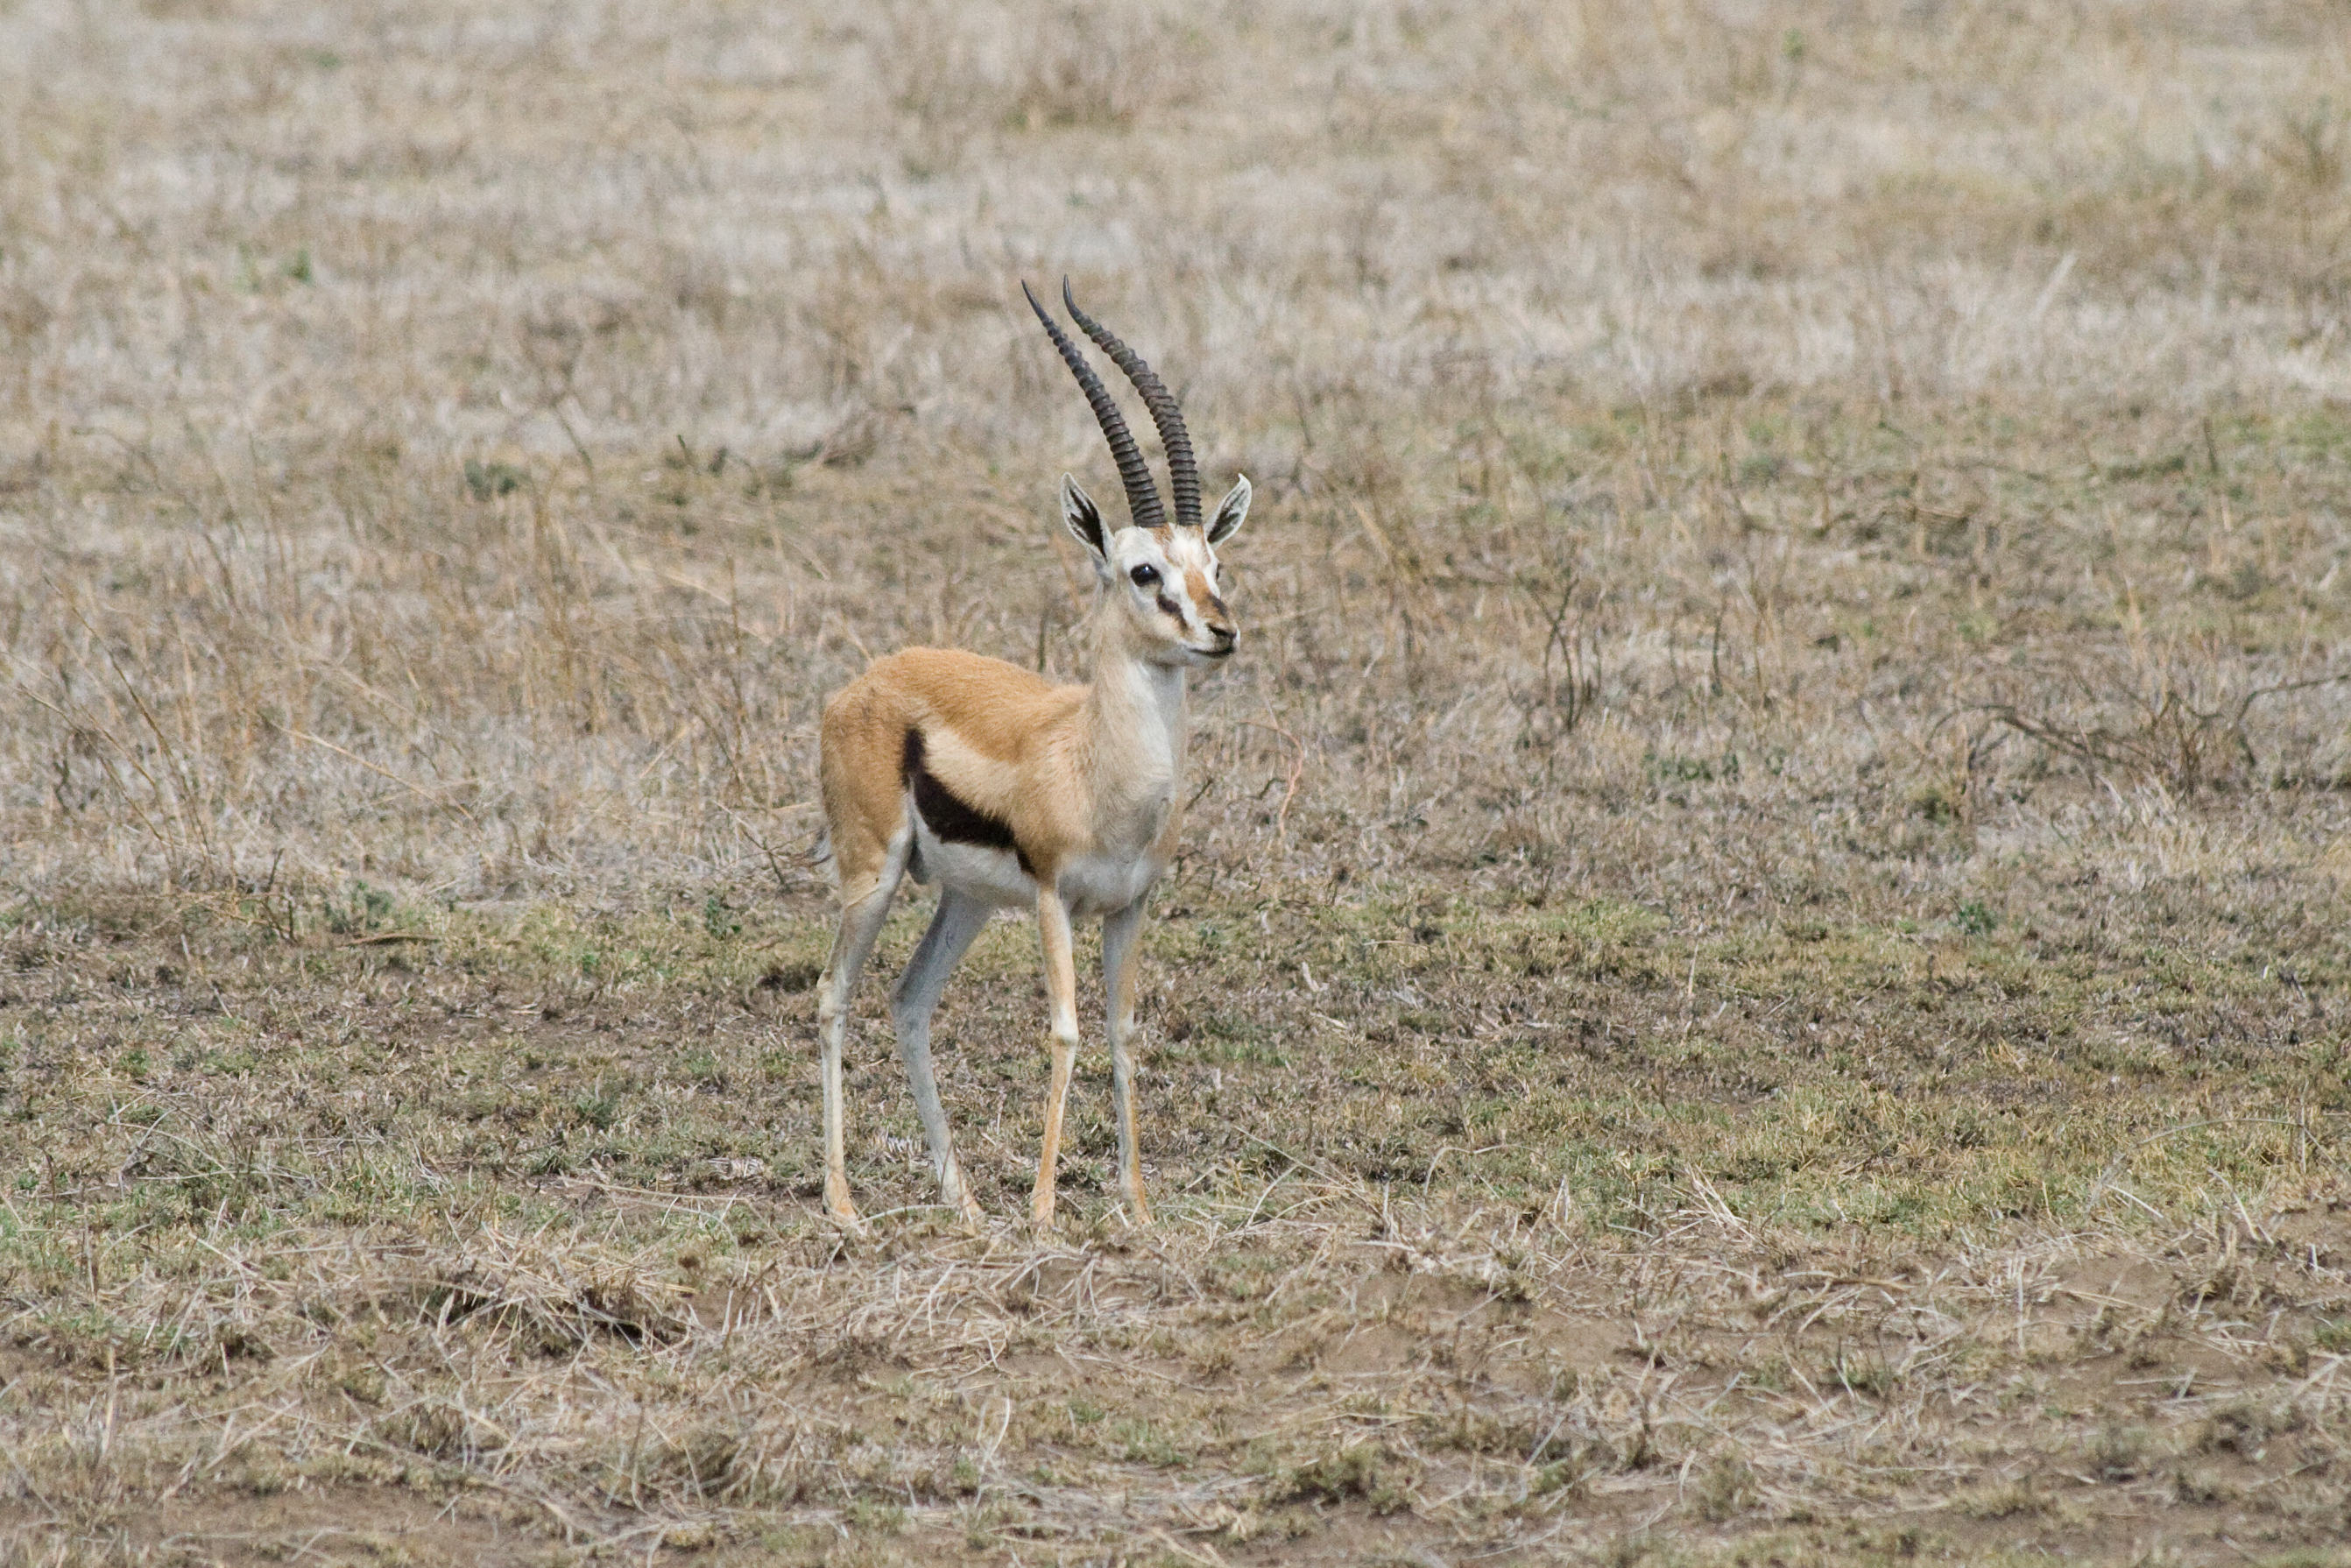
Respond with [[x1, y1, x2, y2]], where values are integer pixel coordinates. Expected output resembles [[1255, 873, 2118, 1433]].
[[1080, 610, 1190, 819]]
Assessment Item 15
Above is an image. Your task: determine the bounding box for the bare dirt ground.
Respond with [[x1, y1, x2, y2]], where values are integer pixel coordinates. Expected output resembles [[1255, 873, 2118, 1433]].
[[4, 2, 2351, 1563]]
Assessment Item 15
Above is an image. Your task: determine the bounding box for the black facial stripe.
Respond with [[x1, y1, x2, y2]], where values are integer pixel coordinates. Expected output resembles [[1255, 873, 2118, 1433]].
[[1155, 593, 1183, 619], [901, 730, 1034, 873]]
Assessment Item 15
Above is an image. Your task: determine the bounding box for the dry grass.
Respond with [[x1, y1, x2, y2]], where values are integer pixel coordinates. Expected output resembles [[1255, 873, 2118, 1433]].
[[4, 0, 2351, 1562]]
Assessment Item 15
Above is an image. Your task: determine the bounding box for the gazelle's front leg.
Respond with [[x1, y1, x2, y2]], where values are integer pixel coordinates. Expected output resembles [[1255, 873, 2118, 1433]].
[[1100, 897, 1154, 1225], [1031, 884, 1082, 1234]]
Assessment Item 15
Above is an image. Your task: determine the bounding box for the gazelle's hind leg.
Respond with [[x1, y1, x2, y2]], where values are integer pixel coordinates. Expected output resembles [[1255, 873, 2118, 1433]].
[[890, 888, 992, 1224], [816, 837, 910, 1229]]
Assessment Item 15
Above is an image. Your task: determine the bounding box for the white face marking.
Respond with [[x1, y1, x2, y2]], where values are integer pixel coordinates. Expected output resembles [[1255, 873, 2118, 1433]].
[[1105, 526, 1236, 665]]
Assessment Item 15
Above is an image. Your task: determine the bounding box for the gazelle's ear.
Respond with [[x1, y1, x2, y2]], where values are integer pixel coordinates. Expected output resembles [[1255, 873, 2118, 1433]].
[[1061, 474, 1108, 563], [1206, 473, 1252, 546]]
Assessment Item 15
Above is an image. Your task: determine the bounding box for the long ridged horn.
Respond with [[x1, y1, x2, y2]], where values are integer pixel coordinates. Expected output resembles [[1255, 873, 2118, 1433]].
[[1061, 279, 1200, 531], [1022, 279, 1164, 531]]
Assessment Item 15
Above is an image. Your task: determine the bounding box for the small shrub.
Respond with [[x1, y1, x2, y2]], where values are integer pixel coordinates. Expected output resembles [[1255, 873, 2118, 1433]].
[[1961, 1476, 2048, 1519], [2091, 1422, 2152, 1480], [326, 880, 395, 936], [462, 459, 525, 498], [572, 1091, 620, 1131], [1692, 1454, 1757, 1522], [1273, 1441, 1409, 1513], [2199, 1398, 2302, 1459], [702, 892, 741, 940], [760, 960, 823, 993]]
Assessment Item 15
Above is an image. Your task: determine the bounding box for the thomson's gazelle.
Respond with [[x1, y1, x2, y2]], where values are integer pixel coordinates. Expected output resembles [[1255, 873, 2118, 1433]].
[[814, 281, 1252, 1232]]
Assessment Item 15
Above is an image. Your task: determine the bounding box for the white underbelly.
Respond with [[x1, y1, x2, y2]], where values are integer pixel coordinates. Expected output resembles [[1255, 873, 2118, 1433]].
[[910, 818, 1035, 907], [908, 816, 1165, 916], [1058, 851, 1166, 918]]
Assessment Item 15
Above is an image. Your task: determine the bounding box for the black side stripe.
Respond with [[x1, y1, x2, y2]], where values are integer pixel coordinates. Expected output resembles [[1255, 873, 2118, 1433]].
[[901, 730, 1034, 874]]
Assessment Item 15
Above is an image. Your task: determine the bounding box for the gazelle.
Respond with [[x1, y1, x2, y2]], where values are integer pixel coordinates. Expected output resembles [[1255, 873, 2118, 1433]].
[[813, 280, 1252, 1233]]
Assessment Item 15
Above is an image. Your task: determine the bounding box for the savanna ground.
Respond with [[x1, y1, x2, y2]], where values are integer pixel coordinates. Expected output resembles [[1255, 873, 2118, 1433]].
[[4, 2, 2351, 1563]]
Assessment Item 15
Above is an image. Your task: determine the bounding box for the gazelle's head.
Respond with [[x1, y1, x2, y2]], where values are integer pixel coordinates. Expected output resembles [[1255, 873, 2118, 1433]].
[[1061, 472, 1250, 666], [1025, 279, 1253, 667]]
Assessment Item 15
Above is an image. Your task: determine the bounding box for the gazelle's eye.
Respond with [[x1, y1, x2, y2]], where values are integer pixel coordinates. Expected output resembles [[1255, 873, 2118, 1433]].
[[1129, 564, 1159, 587]]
